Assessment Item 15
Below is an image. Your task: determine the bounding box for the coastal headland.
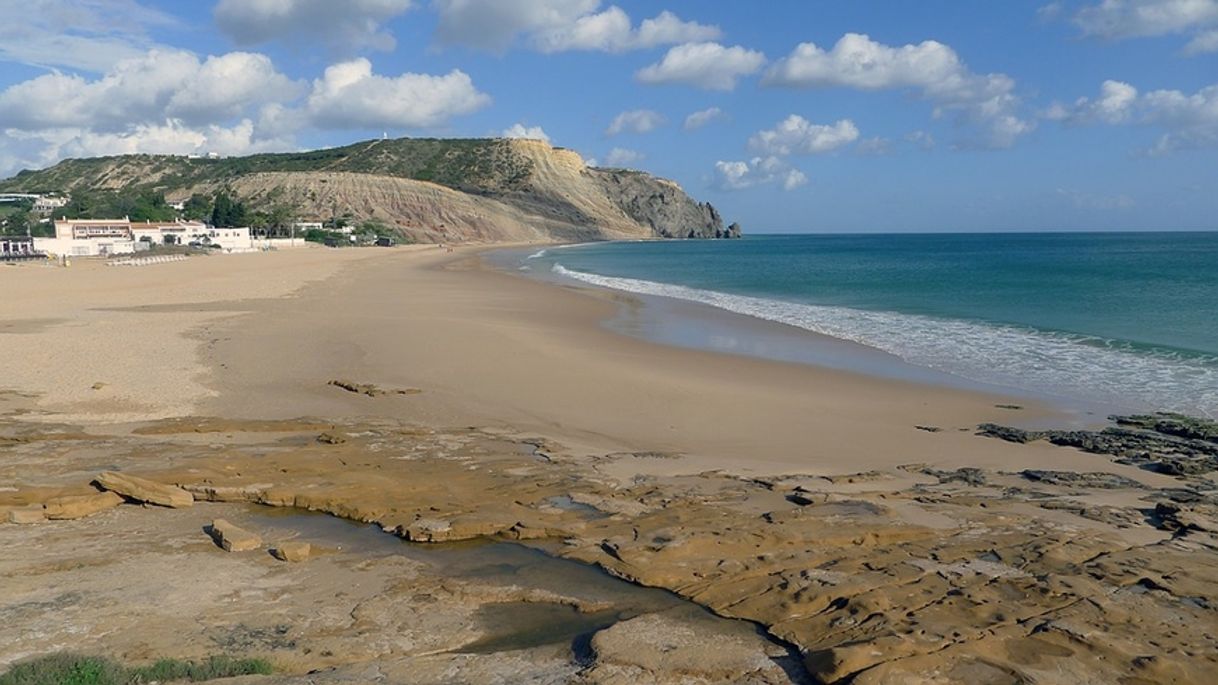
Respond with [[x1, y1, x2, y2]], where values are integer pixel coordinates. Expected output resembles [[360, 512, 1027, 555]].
[[2, 246, 1216, 684]]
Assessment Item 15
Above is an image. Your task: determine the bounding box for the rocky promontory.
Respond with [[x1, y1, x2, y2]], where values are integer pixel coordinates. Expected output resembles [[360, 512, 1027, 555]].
[[0, 137, 740, 244]]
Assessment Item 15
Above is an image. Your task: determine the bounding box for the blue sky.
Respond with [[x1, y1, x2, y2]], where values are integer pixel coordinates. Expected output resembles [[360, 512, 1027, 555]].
[[0, 0, 1215, 232]]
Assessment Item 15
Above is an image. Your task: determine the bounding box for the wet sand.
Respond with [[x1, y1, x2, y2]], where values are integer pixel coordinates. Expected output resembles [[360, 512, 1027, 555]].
[[186, 245, 1156, 480]]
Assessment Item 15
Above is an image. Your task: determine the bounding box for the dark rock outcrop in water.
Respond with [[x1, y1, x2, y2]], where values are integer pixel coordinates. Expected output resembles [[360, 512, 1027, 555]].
[[978, 412, 1218, 477]]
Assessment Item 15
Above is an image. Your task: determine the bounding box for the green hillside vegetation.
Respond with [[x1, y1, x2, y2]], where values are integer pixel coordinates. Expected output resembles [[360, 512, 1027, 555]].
[[0, 138, 535, 197]]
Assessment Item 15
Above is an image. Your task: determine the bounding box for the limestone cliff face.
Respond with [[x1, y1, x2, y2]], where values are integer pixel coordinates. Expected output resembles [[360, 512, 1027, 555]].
[[1, 137, 742, 244], [588, 168, 741, 239]]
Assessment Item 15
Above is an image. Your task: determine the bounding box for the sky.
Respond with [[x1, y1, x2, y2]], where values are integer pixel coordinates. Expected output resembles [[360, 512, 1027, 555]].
[[0, 0, 1215, 232]]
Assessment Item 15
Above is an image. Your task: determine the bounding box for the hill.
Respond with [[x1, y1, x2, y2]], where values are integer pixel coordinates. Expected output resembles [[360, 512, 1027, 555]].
[[0, 138, 740, 243]]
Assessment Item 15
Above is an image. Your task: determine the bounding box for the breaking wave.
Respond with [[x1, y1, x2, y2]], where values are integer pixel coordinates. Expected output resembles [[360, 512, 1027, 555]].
[[553, 264, 1218, 417]]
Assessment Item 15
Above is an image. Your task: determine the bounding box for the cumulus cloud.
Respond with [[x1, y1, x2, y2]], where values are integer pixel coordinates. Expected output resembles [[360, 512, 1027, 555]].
[[1073, 0, 1218, 37], [0, 49, 300, 132], [305, 58, 490, 129], [1063, 0, 1218, 53], [1184, 27, 1218, 51], [713, 157, 807, 191], [533, 7, 720, 52], [606, 109, 665, 135], [748, 115, 860, 156], [433, 0, 716, 53], [764, 33, 1032, 148], [604, 147, 644, 166], [0, 0, 177, 72], [637, 42, 767, 90], [501, 123, 550, 141], [1048, 79, 1218, 154], [215, 0, 415, 51], [683, 106, 725, 130], [1045, 79, 1139, 123], [0, 47, 491, 176]]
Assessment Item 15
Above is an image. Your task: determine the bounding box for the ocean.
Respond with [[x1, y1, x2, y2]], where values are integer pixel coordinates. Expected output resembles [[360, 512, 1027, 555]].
[[522, 232, 1218, 418]]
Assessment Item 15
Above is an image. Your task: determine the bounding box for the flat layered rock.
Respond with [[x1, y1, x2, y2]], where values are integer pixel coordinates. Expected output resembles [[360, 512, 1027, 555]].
[[95, 471, 194, 508], [44, 491, 123, 520], [587, 609, 792, 684], [209, 518, 261, 552], [272, 541, 311, 562], [7, 505, 46, 524]]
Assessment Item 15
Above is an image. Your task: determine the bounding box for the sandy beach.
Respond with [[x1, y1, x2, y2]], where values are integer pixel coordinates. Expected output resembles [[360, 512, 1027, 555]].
[[2, 246, 1216, 684]]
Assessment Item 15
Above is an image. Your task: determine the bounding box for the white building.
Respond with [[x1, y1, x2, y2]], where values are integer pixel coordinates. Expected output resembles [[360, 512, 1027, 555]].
[[35, 218, 138, 256], [36, 217, 253, 256], [32, 196, 68, 212]]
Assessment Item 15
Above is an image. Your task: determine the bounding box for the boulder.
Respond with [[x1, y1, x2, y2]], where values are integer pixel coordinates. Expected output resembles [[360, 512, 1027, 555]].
[[94, 471, 194, 508], [44, 491, 123, 520], [7, 505, 46, 524], [272, 541, 311, 562], [209, 518, 262, 552]]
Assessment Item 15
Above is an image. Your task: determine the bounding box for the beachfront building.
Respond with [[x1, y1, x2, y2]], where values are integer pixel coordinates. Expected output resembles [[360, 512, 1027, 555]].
[[36, 218, 138, 257], [130, 220, 254, 252], [36, 217, 255, 256], [1, 236, 41, 260]]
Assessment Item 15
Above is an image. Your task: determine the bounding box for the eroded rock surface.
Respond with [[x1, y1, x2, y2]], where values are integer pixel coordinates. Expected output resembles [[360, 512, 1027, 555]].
[[3, 415, 1217, 684]]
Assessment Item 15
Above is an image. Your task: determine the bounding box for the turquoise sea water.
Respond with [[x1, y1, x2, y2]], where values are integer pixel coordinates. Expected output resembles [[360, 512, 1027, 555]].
[[526, 233, 1218, 417]]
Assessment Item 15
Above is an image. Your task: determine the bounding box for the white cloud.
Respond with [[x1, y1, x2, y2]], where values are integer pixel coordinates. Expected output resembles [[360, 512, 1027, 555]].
[[433, 0, 716, 53], [168, 53, 304, 123], [0, 48, 490, 177], [434, 0, 598, 51], [905, 130, 937, 150], [1049, 80, 1218, 154], [605, 147, 644, 166], [683, 106, 724, 130], [1141, 83, 1218, 153], [713, 157, 807, 191], [0, 0, 177, 72], [1047, 79, 1139, 123], [1184, 27, 1218, 51], [636, 42, 766, 91], [0, 49, 299, 132], [533, 7, 720, 52], [501, 123, 550, 141], [305, 58, 490, 129], [856, 137, 892, 155], [749, 115, 859, 156], [215, 0, 415, 51], [606, 109, 665, 136], [764, 33, 1032, 148], [1073, 0, 1218, 37]]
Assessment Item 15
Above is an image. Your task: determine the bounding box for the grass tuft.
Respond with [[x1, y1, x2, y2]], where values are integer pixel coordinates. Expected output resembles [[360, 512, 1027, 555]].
[[0, 653, 273, 685]]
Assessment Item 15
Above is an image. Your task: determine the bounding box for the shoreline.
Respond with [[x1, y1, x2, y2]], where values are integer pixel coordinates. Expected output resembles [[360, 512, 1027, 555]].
[[495, 243, 1124, 428], [3, 245, 1216, 684], [193, 245, 1142, 477]]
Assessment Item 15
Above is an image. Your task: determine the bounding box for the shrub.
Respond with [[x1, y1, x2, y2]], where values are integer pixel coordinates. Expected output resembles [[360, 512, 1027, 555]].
[[0, 653, 273, 685]]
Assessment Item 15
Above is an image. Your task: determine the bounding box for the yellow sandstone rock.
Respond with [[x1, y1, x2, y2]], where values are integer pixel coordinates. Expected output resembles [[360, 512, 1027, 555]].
[[44, 491, 123, 520], [209, 519, 262, 552], [272, 541, 311, 562], [7, 505, 46, 524], [95, 471, 194, 508]]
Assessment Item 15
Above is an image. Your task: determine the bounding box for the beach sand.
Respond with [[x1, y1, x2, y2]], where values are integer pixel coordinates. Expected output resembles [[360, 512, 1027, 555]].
[[2, 246, 1215, 684]]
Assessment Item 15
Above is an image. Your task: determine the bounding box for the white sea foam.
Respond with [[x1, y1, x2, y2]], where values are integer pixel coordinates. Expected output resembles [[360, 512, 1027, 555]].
[[553, 264, 1218, 417]]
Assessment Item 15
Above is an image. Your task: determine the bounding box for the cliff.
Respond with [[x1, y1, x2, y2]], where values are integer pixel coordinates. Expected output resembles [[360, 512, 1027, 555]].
[[0, 137, 740, 243]]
